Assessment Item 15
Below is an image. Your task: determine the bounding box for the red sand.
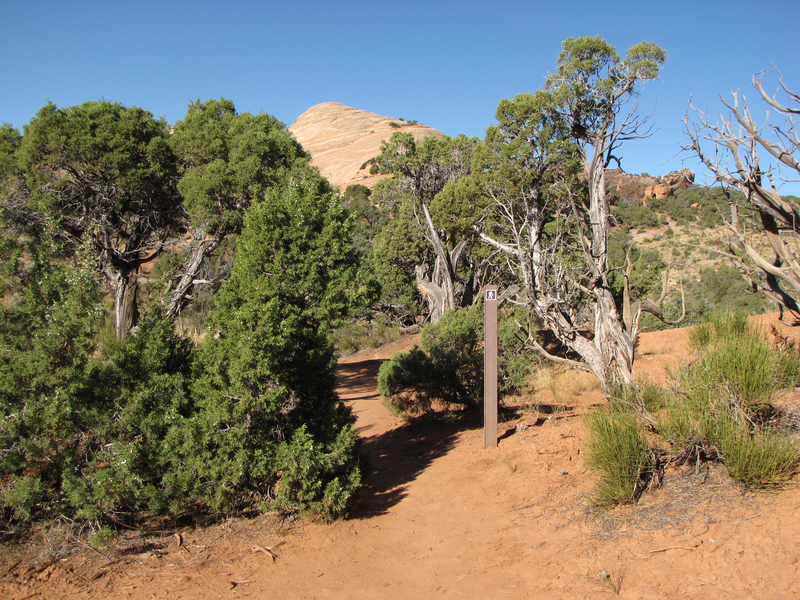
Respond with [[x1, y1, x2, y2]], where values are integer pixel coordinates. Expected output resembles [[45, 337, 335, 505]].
[[3, 314, 800, 599]]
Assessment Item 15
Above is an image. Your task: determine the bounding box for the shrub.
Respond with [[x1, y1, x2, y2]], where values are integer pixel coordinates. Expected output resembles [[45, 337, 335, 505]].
[[586, 313, 800, 506], [662, 316, 799, 487], [0, 241, 103, 523], [378, 305, 483, 415], [174, 172, 367, 519], [72, 308, 196, 518], [378, 347, 440, 416], [273, 424, 363, 521], [710, 409, 797, 488], [378, 305, 538, 415], [584, 407, 654, 505]]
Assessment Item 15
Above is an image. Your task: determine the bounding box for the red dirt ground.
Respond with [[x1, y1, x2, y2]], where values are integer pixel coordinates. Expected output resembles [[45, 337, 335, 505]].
[[2, 314, 800, 599]]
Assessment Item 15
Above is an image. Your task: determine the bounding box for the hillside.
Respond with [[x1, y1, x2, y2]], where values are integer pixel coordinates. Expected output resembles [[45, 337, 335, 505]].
[[289, 102, 443, 191]]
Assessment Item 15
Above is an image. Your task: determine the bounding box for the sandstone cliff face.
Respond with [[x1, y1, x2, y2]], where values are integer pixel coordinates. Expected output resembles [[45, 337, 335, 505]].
[[289, 102, 444, 192], [606, 168, 695, 202]]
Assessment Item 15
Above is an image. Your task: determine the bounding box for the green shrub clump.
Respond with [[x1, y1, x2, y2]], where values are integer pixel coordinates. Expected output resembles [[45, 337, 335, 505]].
[[584, 313, 800, 506], [0, 169, 371, 527], [377, 305, 538, 416], [584, 408, 655, 505]]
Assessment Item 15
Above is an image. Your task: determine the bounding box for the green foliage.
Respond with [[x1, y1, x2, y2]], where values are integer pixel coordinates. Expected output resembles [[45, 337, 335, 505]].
[[684, 314, 800, 415], [711, 416, 798, 488], [607, 231, 664, 305], [611, 203, 660, 229], [273, 424, 362, 521], [0, 253, 199, 524], [497, 309, 542, 396], [611, 186, 738, 231], [546, 37, 665, 147], [342, 183, 387, 261], [606, 378, 666, 414], [74, 308, 195, 518], [163, 99, 310, 319], [0, 123, 22, 186], [371, 132, 484, 319], [584, 407, 654, 505], [170, 98, 304, 235], [89, 526, 116, 550], [373, 216, 427, 317], [378, 305, 538, 415], [419, 304, 485, 405], [18, 101, 178, 222], [378, 306, 484, 415], [0, 239, 103, 521], [181, 166, 371, 517]]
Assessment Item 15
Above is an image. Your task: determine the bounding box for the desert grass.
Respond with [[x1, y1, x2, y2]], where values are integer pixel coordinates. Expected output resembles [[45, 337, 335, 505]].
[[532, 366, 599, 403], [596, 567, 624, 594], [584, 408, 655, 505], [586, 314, 800, 510]]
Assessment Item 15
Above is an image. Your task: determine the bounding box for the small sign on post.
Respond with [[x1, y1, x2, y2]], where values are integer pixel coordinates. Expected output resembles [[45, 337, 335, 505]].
[[484, 285, 498, 449]]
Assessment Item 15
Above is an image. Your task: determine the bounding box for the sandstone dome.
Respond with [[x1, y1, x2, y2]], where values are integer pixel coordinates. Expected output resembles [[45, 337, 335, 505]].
[[289, 102, 444, 192]]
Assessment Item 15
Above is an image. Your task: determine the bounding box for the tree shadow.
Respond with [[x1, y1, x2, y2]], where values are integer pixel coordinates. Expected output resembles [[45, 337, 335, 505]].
[[336, 360, 384, 400], [352, 408, 481, 519]]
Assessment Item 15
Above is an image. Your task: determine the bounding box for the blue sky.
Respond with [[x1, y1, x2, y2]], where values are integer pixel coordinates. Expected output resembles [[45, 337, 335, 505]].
[[2, 0, 799, 189]]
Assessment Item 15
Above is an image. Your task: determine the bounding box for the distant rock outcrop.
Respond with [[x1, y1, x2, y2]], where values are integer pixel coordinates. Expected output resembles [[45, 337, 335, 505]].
[[606, 168, 695, 202], [289, 102, 444, 192], [289, 103, 693, 201]]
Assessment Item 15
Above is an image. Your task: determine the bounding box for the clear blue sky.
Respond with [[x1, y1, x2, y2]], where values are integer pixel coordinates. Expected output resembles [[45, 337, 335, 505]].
[[2, 0, 799, 189]]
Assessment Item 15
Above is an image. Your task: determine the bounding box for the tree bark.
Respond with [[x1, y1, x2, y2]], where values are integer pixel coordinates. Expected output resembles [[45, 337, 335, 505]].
[[165, 228, 227, 319]]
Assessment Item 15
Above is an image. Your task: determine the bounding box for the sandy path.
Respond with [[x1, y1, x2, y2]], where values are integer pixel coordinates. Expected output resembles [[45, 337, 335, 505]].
[[4, 317, 800, 599]]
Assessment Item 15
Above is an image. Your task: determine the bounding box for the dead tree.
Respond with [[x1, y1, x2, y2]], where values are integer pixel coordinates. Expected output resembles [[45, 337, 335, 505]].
[[685, 68, 800, 320]]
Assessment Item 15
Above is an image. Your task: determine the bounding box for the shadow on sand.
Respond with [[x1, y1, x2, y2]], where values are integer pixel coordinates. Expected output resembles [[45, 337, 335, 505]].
[[335, 360, 384, 400], [354, 410, 481, 518], [337, 359, 482, 518]]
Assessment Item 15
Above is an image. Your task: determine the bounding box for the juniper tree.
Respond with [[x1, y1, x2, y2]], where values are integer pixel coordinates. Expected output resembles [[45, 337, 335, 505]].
[[12, 101, 180, 338], [477, 37, 681, 387]]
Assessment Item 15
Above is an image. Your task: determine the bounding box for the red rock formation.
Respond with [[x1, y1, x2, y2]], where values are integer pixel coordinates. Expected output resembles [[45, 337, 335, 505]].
[[607, 168, 695, 202]]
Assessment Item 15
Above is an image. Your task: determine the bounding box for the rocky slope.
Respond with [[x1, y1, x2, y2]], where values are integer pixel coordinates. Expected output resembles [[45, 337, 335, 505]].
[[289, 102, 443, 192]]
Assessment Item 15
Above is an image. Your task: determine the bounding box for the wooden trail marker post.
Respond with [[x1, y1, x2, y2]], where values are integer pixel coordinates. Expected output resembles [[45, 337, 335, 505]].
[[484, 285, 498, 448]]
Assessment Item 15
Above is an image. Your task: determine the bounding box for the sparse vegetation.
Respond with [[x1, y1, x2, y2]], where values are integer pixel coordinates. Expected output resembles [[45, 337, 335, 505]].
[[333, 318, 401, 356], [585, 313, 800, 506]]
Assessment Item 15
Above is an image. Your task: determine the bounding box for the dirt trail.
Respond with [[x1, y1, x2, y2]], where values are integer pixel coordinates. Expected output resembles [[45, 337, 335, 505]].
[[4, 316, 800, 599]]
